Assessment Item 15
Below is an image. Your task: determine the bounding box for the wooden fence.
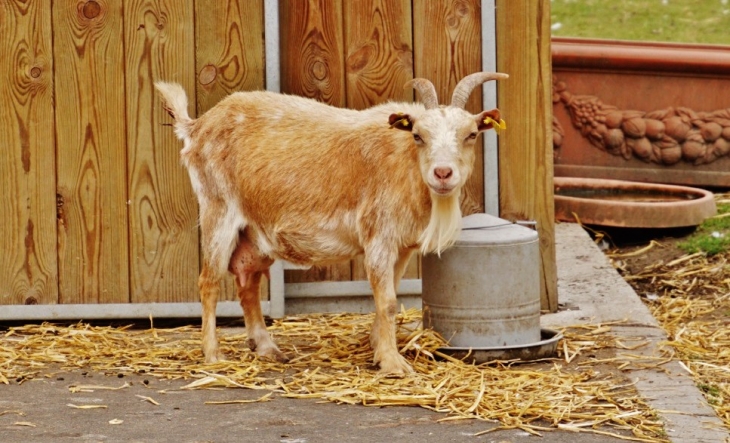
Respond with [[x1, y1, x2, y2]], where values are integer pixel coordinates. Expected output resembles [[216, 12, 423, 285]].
[[0, 0, 555, 313]]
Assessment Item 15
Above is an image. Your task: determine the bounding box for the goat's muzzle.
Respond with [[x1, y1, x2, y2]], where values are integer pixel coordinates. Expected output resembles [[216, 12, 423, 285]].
[[429, 169, 458, 195]]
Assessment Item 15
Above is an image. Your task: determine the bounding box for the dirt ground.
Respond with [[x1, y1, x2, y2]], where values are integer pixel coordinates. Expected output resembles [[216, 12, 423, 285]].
[[602, 225, 730, 320], [601, 228, 692, 273], [587, 223, 730, 429]]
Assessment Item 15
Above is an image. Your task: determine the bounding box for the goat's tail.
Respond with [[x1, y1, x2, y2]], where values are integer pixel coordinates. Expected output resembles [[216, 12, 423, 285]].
[[155, 81, 193, 140]]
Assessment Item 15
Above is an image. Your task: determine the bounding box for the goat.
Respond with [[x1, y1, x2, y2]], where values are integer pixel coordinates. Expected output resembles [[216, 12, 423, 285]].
[[155, 72, 507, 374]]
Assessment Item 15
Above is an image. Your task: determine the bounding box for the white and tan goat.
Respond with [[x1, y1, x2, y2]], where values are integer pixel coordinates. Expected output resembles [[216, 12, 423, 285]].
[[155, 72, 507, 374]]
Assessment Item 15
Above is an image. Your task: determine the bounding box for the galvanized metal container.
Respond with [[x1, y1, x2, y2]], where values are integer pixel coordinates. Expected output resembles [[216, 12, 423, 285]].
[[422, 213, 541, 348]]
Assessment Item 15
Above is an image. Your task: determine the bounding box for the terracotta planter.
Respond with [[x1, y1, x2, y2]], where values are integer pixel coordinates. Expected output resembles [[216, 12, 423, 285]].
[[554, 177, 716, 228], [552, 38, 730, 187]]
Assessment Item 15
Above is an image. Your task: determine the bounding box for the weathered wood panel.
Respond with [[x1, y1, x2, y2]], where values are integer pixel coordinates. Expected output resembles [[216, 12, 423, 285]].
[[195, 0, 265, 113], [125, 1, 199, 303], [343, 0, 419, 281], [496, 0, 557, 311], [413, 0, 484, 216], [0, 1, 58, 306], [280, 0, 345, 105], [279, 0, 352, 283], [343, 0, 413, 108], [194, 0, 267, 302], [54, 0, 130, 304], [0, 1, 556, 315]]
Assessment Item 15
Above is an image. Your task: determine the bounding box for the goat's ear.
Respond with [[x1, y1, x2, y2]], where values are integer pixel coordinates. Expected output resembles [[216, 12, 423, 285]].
[[389, 113, 414, 132], [477, 109, 506, 133]]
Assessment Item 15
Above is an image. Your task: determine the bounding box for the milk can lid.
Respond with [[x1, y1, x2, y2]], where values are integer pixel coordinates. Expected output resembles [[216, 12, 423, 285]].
[[456, 213, 539, 246]]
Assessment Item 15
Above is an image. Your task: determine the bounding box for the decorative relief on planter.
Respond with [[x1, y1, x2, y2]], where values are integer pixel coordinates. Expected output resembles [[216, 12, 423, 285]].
[[552, 76, 730, 166]]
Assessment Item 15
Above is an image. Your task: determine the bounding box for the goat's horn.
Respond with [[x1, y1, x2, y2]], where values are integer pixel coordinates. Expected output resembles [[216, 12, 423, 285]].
[[450, 72, 509, 109], [405, 78, 439, 110]]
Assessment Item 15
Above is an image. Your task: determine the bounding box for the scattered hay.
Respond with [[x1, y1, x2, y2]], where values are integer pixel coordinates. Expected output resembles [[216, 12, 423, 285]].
[[618, 254, 730, 427], [609, 191, 730, 430], [0, 309, 667, 441]]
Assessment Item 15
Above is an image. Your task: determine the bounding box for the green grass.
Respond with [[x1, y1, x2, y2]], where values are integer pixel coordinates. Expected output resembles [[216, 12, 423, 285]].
[[551, 0, 730, 45], [697, 383, 722, 405], [678, 204, 730, 255]]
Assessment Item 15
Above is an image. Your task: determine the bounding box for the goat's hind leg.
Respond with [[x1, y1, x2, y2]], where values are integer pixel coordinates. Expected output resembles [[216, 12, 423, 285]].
[[198, 203, 240, 364], [229, 233, 289, 363], [199, 263, 224, 363]]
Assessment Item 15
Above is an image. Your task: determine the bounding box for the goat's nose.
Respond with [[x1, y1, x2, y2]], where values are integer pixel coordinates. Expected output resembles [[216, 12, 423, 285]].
[[434, 167, 453, 181]]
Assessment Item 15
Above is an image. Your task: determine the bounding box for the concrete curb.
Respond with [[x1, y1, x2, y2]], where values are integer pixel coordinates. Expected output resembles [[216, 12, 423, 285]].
[[544, 223, 728, 442]]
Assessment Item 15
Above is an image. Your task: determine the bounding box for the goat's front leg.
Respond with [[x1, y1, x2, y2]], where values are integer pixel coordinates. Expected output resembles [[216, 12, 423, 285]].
[[394, 248, 415, 292], [365, 248, 413, 374]]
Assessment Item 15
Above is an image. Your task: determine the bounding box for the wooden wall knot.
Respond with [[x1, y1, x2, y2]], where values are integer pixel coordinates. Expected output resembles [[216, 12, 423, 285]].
[[198, 65, 218, 86], [311, 60, 328, 81], [81, 1, 101, 20], [446, 0, 473, 29], [552, 77, 730, 166], [347, 44, 373, 73], [24, 295, 39, 305], [25, 295, 38, 305]]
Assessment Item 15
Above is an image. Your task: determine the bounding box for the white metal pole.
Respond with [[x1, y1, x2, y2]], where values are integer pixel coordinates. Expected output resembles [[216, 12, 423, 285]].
[[482, 0, 499, 216], [264, 0, 286, 317], [264, 0, 281, 93]]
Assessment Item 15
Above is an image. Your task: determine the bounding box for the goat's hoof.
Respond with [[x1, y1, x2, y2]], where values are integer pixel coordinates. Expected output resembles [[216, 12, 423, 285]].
[[272, 350, 290, 364], [249, 339, 289, 363], [247, 338, 258, 352], [376, 353, 413, 375], [204, 351, 225, 364], [258, 347, 289, 363]]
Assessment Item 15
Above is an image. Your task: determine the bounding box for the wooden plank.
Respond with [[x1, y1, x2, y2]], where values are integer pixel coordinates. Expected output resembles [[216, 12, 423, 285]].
[[125, 1, 199, 303], [279, 0, 345, 105], [279, 0, 352, 283], [53, 0, 130, 304], [413, 0, 484, 216], [342, 0, 419, 281], [0, 2, 58, 305], [496, 0, 557, 311], [195, 0, 265, 113], [343, 0, 413, 107], [194, 0, 267, 303]]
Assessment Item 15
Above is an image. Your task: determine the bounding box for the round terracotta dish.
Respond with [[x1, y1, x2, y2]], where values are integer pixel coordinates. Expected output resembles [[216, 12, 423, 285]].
[[554, 177, 717, 228]]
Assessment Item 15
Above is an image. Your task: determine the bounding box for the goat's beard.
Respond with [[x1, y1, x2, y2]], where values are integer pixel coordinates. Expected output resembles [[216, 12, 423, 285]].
[[419, 190, 462, 256]]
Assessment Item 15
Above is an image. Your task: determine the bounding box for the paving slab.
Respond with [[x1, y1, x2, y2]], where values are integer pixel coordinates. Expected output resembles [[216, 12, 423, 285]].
[[1, 368, 637, 443]]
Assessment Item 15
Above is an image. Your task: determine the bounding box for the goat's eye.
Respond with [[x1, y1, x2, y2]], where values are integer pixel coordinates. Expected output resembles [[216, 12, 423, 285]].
[[467, 132, 478, 140], [413, 133, 423, 143]]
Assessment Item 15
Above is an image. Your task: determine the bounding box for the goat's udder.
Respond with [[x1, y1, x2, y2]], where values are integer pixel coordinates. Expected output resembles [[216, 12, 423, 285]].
[[228, 235, 273, 286]]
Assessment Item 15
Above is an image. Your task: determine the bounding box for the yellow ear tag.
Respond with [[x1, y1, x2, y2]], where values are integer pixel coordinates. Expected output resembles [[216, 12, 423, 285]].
[[484, 116, 507, 134], [389, 114, 410, 129]]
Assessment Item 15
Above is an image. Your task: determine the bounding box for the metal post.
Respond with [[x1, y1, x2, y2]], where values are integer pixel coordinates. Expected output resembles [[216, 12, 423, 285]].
[[482, 0, 499, 216]]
